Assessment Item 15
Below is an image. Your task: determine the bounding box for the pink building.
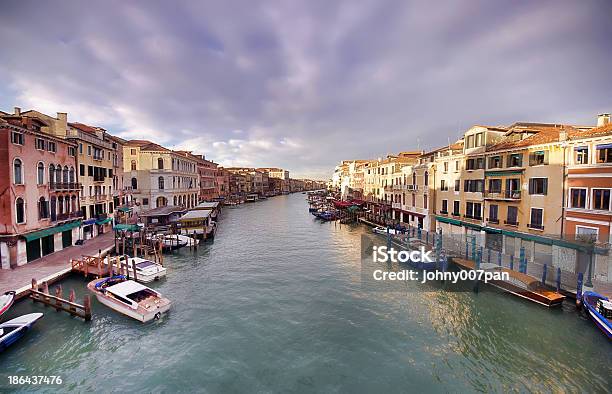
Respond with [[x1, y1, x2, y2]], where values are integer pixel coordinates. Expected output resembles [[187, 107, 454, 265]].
[[0, 113, 80, 268], [193, 154, 218, 202], [215, 167, 230, 200]]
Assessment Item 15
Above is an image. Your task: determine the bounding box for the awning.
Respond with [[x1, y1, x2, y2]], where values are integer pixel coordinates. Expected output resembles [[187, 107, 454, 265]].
[[83, 219, 97, 225], [117, 206, 132, 213], [435, 216, 462, 226], [485, 170, 524, 177], [22, 220, 82, 242], [483, 226, 502, 234], [574, 146, 588, 151], [463, 222, 483, 231], [96, 217, 113, 225], [596, 143, 612, 149], [113, 224, 141, 232]]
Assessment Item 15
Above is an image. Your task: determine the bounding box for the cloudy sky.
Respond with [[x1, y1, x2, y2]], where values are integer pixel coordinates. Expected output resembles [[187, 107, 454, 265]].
[[1, 0, 611, 179]]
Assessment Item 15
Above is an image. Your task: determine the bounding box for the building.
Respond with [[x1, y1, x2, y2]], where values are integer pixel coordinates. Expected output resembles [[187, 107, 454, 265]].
[[124, 141, 200, 211], [0, 113, 80, 268], [193, 155, 218, 202], [215, 167, 230, 200]]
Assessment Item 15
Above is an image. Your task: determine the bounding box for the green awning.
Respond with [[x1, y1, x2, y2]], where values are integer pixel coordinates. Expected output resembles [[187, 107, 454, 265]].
[[435, 216, 462, 226], [96, 217, 113, 225], [23, 220, 82, 242], [463, 222, 483, 231], [483, 226, 502, 234], [117, 206, 132, 213], [113, 224, 141, 232], [485, 170, 524, 177]]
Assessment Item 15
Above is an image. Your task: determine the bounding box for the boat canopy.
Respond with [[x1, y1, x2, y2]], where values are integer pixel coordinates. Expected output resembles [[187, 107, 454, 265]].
[[194, 201, 219, 210], [179, 210, 212, 221], [106, 280, 150, 298]]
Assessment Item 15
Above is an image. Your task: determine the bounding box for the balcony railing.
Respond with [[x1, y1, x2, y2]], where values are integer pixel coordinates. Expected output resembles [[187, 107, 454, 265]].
[[391, 202, 402, 209], [484, 189, 521, 199], [54, 211, 84, 221], [406, 185, 418, 191], [392, 184, 407, 190], [49, 182, 81, 191]]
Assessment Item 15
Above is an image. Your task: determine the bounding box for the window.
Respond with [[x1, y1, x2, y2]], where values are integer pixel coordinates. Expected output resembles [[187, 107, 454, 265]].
[[412, 173, 416, 185], [441, 199, 448, 213], [466, 159, 475, 170], [423, 195, 428, 209], [506, 206, 518, 225], [597, 145, 612, 163], [49, 164, 55, 184], [464, 179, 484, 192], [475, 133, 483, 147], [79, 143, 83, 154], [506, 178, 521, 198], [37, 162, 45, 185], [87, 145, 92, 156], [574, 147, 588, 164], [39, 197, 49, 219], [576, 226, 598, 243], [11, 132, 24, 145], [15, 197, 25, 223], [453, 201, 460, 216], [93, 147, 103, 160], [158, 158, 164, 169], [443, 162, 448, 172], [440, 180, 448, 191], [158, 176, 165, 189], [466, 158, 485, 170], [489, 204, 498, 222], [68, 146, 76, 156], [529, 151, 548, 166], [455, 161, 459, 171], [131, 160, 137, 171], [570, 188, 587, 208], [88, 166, 93, 176], [488, 179, 502, 193], [529, 178, 548, 195], [47, 141, 56, 153], [80, 164, 85, 176], [465, 202, 482, 219], [592, 189, 611, 211], [424, 172, 428, 186], [454, 180, 460, 192], [69, 167, 75, 183], [36, 138, 46, 150], [13, 158, 23, 184], [489, 156, 502, 168], [529, 208, 544, 230], [466, 135, 474, 149], [507, 153, 522, 167]]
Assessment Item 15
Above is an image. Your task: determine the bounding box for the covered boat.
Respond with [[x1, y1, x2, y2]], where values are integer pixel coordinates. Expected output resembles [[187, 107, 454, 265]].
[[87, 276, 171, 323], [104, 256, 167, 283], [372, 226, 399, 235], [582, 291, 612, 339], [0, 313, 43, 352], [0, 291, 16, 317]]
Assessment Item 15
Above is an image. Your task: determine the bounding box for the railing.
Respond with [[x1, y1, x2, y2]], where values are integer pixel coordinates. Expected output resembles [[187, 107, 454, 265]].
[[54, 211, 84, 221], [392, 202, 402, 209], [484, 189, 521, 199], [406, 185, 418, 191], [392, 184, 407, 190], [49, 182, 81, 191]]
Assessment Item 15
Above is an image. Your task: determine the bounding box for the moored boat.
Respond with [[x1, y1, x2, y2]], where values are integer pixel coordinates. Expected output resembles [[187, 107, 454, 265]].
[[87, 275, 171, 323], [0, 291, 16, 317], [104, 256, 167, 283], [582, 291, 612, 339], [372, 226, 399, 235], [452, 258, 565, 307], [0, 313, 43, 352]]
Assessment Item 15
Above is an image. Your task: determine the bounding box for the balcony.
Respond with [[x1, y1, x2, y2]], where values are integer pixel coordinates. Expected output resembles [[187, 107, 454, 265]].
[[406, 185, 418, 191], [504, 220, 519, 226], [49, 182, 81, 191], [527, 223, 544, 230], [392, 184, 407, 190], [484, 189, 521, 200], [54, 211, 84, 221], [391, 202, 402, 209]]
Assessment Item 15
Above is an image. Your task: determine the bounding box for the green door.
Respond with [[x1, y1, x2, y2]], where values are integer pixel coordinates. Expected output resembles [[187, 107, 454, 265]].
[[41, 235, 55, 256], [26, 239, 41, 262], [62, 230, 72, 248]]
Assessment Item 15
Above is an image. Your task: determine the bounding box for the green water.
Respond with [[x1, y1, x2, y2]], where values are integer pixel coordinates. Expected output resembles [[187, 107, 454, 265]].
[[1, 194, 610, 393]]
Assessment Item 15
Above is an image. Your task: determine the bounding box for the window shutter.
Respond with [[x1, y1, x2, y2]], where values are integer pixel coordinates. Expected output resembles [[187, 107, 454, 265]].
[[528, 179, 534, 194], [543, 179, 548, 195]]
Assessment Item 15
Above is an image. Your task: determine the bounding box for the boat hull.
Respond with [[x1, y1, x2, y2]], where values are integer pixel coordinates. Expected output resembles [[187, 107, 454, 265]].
[[582, 291, 612, 339], [0, 313, 43, 352]]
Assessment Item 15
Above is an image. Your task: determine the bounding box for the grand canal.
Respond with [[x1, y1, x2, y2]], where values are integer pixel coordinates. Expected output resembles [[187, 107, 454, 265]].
[[2, 194, 610, 392]]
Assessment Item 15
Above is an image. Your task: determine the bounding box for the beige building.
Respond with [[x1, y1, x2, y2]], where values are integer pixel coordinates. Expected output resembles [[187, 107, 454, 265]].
[[124, 141, 200, 211]]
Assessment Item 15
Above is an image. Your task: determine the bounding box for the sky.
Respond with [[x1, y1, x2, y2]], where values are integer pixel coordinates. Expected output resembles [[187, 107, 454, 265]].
[[1, 0, 611, 179]]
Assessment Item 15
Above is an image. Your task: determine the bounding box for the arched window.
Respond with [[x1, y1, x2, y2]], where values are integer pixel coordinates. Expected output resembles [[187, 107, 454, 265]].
[[424, 171, 429, 186], [65, 196, 70, 213], [55, 165, 61, 185], [131, 160, 137, 171], [158, 176, 164, 190], [13, 158, 23, 184], [50, 196, 57, 221], [16, 197, 25, 223], [49, 164, 55, 184], [69, 167, 75, 183], [39, 197, 48, 219], [173, 196, 177, 206], [58, 196, 64, 215], [71, 195, 77, 212], [131, 177, 138, 190], [158, 158, 164, 169], [37, 162, 45, 185], [63, 166, 69, 183], [156, 196, 167, 207]]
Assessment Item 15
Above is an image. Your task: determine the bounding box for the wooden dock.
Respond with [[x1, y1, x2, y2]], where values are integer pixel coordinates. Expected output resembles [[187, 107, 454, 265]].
[[30, 278, 91, 321]]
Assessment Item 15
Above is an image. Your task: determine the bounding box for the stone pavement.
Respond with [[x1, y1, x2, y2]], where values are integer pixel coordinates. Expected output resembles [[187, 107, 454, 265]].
[[0, 232, 115, 297]]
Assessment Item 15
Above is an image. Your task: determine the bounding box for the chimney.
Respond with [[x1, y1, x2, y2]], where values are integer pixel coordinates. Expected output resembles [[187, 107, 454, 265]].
[[597, 113, 611, 127], [57, 112, 68, 136], [14, 107, 21, 116]]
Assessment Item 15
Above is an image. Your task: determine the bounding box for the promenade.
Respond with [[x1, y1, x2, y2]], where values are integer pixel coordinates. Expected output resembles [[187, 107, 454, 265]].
[[0, 232, 115, 298]]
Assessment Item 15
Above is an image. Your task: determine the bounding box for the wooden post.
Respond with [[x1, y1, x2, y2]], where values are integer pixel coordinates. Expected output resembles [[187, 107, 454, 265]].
[[132, 259, 138, 282], [42, 281, 50, 303], [55, 285, 63, 311], [31, 278, 37, 291], [84, 295, 92, 321], [69, 289, 76, 314]]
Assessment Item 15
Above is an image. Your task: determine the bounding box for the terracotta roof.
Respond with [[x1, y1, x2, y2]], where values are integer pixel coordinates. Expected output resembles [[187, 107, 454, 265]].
[[486, 125, 580, 152], [69, 122, 100, 134], [126, 139, 170, 152], [567, 122, 612, 140]]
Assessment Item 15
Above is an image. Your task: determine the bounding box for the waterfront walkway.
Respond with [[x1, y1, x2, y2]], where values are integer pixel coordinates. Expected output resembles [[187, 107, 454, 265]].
[[0, 232, 115, 298]]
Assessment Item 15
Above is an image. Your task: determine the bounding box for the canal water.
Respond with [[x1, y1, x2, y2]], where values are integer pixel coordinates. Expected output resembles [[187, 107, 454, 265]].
[[2, 194, 610, 393]]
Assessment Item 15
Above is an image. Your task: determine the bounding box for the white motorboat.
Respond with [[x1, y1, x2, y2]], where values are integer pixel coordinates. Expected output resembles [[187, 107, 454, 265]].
[[372, 226, 399, 235], [147, 233, 197, 249], [0, 313, 43, 352], [104, 256, 166, 283], [87, 276, 171, 323], [0, 291, 16, 317]]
